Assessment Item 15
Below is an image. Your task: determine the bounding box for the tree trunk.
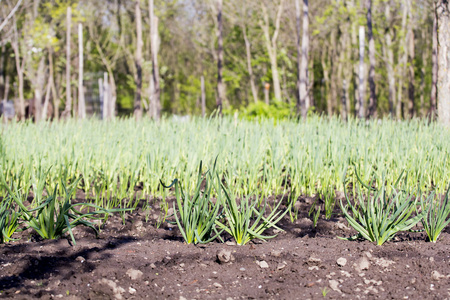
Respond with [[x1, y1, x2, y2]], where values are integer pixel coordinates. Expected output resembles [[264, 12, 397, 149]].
[[12, 18, 25, 120], [149, 0, 161, 120], [436, 0, 450, 125], [431, 4, 438, 118], [321, 44, 331, 115], [341, 80, 348, 121], [420, 28, 429, 118], [41, 80, 51, 120], [367, 0, 377, 118], [339, 21, 351, 120], [260, 0, 284, 102], [329, 31, 338, 116], [3, 75, 9, 102], [397, 2, 408, 119], [298, 0, 310, 118], [201, 75, 206, 117], [295, 0, 302, 114], [49, 48, 59, 120], [78, 23, 86, 119], [0, 46, 4, 100], [407, 0, 415, 119], [33, 56, 45, 123], [242, 23, 258, 104], [351, 16, 359, 116], [216, 0, 225, 115], [134, 0, 143, 120], [358, 25, 365, 119], [62, 6, 72, 119], [384, 0, 395, 117]]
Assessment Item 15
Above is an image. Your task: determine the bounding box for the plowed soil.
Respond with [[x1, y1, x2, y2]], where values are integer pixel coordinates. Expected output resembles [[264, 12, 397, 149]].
[[1, 197, 450, 299]]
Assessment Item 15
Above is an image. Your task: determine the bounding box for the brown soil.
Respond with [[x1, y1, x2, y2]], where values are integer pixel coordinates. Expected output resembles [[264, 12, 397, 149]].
[[1, 198, 450, 300]]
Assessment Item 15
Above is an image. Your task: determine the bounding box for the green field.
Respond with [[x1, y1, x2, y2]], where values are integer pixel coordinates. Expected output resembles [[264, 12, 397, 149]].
[[1, 116, 450, 245], [2, 116, 449, 202]]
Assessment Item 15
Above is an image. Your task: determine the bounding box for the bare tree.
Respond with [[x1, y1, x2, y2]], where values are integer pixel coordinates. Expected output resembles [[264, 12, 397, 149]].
[[436, 0, 450, 125], [366, 0, 377, 118], [397, 1, 408, 119], [406, 0, 415, 119], [259, 0, 285, 102], [216, 0, 225, 115], [241, 3, 258, 104], [62, 6, 72, 119], [358, 25, 365, 119], [149, 0, 160, 120], [383, 0, 395, 117], [431, 2, 438, 118], [11, 15, 25, 120], [78, 23, 86, 119], [134, 0, 143, 120], [296, 0, 310, 118], [0, 0, 23, 33]]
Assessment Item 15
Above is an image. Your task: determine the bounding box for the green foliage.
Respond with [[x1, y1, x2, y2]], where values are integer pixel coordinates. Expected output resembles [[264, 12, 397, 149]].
[[237, 101, 295, 120], [161, 161, 223, 244], [420, 186, 450, 243], [339, 169, 425, 246]]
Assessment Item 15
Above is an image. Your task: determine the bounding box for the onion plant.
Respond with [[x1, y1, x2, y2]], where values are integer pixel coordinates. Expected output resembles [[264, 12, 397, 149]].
[[3, 174, 129, 245], [215, 182, 288, 245], [161, 161, 223, 244], [339, 169, 425, 245], [0, 197, 19, 243], [1, 117, 449, 220], [419, 185, 450, 243]]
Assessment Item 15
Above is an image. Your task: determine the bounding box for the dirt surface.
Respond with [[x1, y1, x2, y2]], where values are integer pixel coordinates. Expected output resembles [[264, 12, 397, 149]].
[[1, 198, 450, 300]]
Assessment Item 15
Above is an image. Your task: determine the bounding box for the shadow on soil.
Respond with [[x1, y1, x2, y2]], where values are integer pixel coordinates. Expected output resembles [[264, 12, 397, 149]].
[[0, 236, 136, 292]]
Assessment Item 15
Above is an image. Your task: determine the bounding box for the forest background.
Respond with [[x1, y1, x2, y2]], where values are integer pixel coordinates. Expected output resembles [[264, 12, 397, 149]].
[[0, 0, 446, 121]]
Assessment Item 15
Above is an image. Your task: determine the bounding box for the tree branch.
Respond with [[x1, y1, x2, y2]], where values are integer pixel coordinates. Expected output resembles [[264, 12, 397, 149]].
[[0, 0, 23, 33]]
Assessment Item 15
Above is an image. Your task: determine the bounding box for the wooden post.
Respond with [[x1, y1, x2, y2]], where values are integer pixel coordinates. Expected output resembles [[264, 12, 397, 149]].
[[99, 77, 104, 119], [201, 75, 206, 117], [264, 82, 270, 105], [103, 72, 109, 121]]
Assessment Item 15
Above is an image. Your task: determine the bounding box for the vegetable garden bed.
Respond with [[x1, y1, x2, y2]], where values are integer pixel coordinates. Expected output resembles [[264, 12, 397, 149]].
[[1, 195, 450, 299], [1, 117, 450, 299]]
